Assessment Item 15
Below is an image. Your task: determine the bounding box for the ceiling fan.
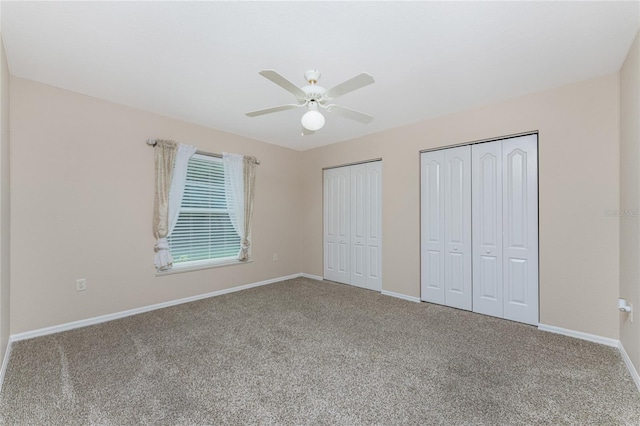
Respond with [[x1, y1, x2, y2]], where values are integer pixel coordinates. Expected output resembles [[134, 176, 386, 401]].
[[246, 69, 375, 136]]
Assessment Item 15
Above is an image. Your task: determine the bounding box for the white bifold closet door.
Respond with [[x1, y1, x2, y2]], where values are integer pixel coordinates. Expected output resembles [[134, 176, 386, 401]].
[[420, 146, 472, 310], [324, 161, 382, 291], [472, 135, 538, 325], [421, 134, 538, 326]]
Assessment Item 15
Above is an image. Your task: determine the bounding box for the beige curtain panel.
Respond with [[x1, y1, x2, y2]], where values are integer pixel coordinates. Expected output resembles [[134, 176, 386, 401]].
[[223, 152, 258, 261], [153, 140, 178, 271], [241, 155, 257, 261]]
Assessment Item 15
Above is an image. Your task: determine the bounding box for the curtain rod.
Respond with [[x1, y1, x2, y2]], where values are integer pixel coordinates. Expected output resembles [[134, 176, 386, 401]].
[[146, 139, 260, 165]]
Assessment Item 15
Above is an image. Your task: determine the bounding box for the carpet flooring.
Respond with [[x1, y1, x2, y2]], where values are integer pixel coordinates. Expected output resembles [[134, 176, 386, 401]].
[[0, 277, 639, 425]]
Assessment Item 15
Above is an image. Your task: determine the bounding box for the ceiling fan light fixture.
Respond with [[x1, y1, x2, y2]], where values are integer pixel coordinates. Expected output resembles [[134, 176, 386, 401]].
[[301, 101, 325, 131]]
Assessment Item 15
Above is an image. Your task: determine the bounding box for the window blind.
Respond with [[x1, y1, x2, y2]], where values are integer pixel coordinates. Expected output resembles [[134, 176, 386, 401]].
[[168, 154, 240, 264]]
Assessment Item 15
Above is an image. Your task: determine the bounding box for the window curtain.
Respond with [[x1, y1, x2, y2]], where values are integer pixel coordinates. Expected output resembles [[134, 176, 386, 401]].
[[153, 141, 197, 271], [223, 152, 257, 261]]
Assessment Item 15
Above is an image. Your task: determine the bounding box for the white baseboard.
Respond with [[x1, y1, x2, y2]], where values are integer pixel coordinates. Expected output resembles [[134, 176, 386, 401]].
[[618, 342, 640, 393], [537, 323, 619, 347], [381, 290, 421, 303], [11, 273, 305, 342], [299, 273, 323, 281], [522, 323, 640, 395], [0, 337, 13, 393]]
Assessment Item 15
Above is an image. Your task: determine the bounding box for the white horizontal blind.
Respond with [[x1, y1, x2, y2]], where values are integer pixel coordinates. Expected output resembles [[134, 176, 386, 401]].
[[168, 154, 240, 265]]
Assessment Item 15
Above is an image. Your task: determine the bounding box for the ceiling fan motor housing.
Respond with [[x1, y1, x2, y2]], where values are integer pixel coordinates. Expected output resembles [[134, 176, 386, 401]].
[[300, 70, 327, 104], [301, 85, 326, 104]]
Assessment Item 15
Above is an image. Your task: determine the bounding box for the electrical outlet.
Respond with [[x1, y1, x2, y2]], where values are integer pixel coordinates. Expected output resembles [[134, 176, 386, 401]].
[[76, 278, 87, 292], [273, 253, 278, 261]]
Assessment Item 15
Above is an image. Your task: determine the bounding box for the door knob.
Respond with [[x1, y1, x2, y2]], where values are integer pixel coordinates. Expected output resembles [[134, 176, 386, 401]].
[[486, 249, 491, 254], [453, 247, 458, 251]]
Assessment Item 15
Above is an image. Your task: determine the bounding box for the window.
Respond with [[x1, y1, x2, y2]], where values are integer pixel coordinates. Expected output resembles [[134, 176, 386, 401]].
[[167, 154, 241, 267]]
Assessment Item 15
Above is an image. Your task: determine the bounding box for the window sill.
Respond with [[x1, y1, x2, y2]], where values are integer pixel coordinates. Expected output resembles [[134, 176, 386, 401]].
[[155, 258, 253, 276]]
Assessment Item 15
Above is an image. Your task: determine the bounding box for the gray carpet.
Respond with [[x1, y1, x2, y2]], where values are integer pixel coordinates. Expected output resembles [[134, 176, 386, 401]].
[[0, 277, 638, 425]]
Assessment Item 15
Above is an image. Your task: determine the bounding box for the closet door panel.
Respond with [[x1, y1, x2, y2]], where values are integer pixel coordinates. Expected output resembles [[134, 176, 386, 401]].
[[350, 164, 367, 288], [336, 167, 351, 284], [421, 151, 445, 304], [323, 167, 351, 284], [503, 135, 538, 325], [324, 170, 337, 281], [472, 141, 503, 318], [444, 146, 472, 310], [365, 161, 382, 291]]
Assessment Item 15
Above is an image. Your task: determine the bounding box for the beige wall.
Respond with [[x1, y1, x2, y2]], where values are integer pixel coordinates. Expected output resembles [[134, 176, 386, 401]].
[[9, 78, 302, 334], [0, 35, 10, 363], [620, 30, 640, 371], [301, 73, 621, 339], [6, 70, 625, 341]]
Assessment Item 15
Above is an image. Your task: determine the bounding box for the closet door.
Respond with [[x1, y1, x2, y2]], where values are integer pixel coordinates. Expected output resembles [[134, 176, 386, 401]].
[[444, 146, 472, 310], [365, 161, 382, 291], [472, 141, 504, 318], [350, 164, 367, 288], [421, 147, 471, 309], [502, 135, 538, 325], [324, 167, 351, 284], [421, 150, 445, 304]]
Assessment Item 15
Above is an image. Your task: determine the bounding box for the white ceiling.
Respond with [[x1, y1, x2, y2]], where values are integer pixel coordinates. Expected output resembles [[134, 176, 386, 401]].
[[2, 1, 638, 151]]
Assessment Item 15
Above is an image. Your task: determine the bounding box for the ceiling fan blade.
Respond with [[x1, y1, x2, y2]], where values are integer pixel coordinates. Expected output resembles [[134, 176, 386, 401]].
[[328, 105, 374, 124], [259, 70, 306, 99], [246, 104, 300, 117], [301, 126, 315, 136], [325, 73, 375, 99]]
